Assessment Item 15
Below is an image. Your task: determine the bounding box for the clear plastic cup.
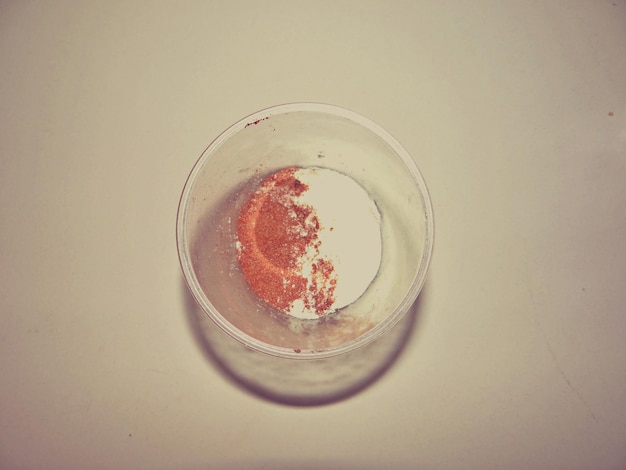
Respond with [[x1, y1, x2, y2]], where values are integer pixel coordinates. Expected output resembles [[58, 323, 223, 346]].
[[177, 103, 434, 360]]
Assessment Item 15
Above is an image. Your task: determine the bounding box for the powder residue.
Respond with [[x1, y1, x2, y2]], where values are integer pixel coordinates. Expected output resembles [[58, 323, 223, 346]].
[[236, 166, 381, 319]]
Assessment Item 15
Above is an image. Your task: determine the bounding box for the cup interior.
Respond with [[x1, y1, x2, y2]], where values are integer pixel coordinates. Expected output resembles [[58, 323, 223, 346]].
[[177, 103, 434, 358]]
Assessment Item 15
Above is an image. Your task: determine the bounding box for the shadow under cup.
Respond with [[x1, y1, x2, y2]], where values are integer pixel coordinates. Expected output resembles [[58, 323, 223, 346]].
[[177, 103, 434, 360]]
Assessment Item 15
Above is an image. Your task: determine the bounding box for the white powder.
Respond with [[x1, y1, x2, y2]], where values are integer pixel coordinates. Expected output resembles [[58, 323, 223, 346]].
[[286, 167, 382, 319]]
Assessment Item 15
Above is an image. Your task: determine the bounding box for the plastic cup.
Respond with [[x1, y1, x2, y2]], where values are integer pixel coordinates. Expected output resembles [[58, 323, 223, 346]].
[[177, 103, 434, 360]]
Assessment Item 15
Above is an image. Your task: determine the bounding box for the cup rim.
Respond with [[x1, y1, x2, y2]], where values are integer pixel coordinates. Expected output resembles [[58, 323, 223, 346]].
[[177, 102, 435, 360]]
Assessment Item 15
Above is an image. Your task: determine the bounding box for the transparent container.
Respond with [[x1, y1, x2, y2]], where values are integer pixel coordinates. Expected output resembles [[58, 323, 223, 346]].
[[177, 103, 434, 361]]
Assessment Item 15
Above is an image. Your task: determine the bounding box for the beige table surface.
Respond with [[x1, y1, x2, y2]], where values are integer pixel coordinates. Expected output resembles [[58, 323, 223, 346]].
[[2, 2, 626, 469]]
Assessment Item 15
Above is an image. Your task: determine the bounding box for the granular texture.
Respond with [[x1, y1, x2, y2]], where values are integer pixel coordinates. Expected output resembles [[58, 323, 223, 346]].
[[236, 167, 337, 316]]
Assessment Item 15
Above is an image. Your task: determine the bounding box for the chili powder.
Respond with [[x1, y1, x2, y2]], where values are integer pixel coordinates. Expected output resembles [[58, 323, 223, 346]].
[[236, 167, 337, 317]]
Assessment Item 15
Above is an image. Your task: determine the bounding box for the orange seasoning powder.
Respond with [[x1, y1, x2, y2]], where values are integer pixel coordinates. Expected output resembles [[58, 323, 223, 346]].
[[236, 167, 337, 317]]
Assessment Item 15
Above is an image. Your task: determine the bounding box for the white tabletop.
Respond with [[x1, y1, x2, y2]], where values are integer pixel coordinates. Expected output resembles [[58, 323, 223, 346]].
[[2, 2, 625, 469]]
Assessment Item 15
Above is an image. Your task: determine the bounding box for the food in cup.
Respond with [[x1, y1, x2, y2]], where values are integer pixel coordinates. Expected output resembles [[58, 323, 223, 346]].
[[236, 166, 382, 320]]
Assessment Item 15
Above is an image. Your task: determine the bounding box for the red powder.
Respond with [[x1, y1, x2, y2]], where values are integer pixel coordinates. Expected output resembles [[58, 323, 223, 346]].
[[245, 117, 269, 127], [236, 167, 336, 316]]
